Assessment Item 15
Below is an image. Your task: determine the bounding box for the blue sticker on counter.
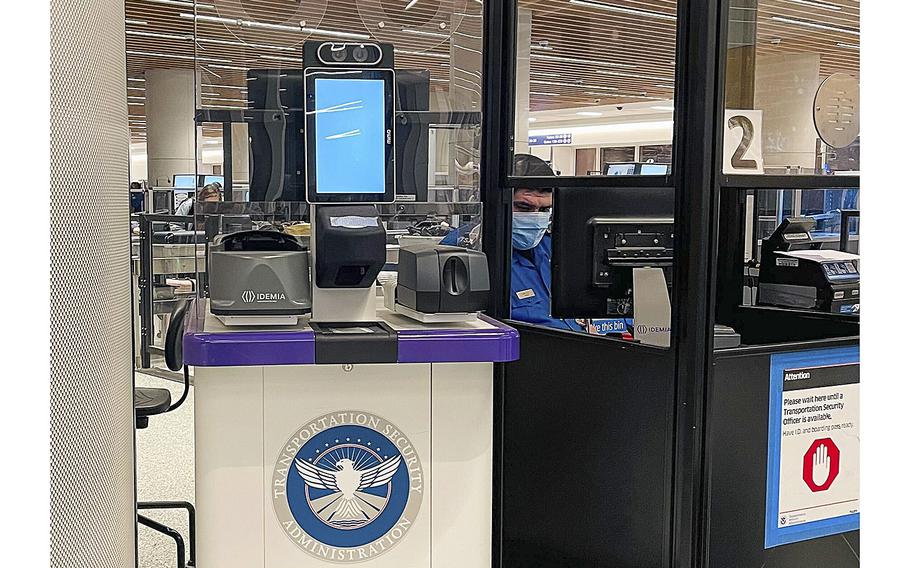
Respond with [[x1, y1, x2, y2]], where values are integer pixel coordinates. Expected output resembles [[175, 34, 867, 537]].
[[765, 346, 859, 548]]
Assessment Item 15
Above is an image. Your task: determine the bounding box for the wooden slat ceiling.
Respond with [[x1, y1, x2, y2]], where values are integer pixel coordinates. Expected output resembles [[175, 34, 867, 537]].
[[125, 0, 859, 141]]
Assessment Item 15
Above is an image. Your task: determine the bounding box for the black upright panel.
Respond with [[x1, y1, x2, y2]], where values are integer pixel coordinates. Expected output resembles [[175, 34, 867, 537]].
[[708, 343, 859, 568], [247, 69, 305, 202], [396, 70, 430, 202], [502, 324, 675, 567]]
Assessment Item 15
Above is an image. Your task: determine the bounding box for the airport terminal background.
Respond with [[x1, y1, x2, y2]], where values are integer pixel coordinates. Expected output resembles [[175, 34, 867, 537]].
[[49, 1, 865, 568]]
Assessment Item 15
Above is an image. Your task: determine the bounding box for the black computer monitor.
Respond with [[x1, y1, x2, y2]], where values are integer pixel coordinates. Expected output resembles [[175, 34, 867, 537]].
[[203, 175, 225, 187], [173, 174, 196, 189], [551, 186, 675, 317], [605, 163, 637, 176], [639, 163, 669, 175]]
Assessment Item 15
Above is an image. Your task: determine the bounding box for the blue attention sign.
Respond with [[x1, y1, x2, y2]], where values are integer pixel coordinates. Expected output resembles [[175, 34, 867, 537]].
[[528, 133, 573, 146], [765, 346, 859, 548]]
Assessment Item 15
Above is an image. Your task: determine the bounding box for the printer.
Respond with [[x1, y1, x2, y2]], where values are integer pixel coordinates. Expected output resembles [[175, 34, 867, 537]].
[[208, 230, 311, 324], [758, 217, 859, 315]]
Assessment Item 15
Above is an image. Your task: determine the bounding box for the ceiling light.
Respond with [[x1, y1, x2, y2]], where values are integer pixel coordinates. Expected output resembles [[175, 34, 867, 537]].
[[836, 42, 860, 50], [202, 97, 249, 103], [148, 0, 214, 9], [199, 37, 295, 52], [783, 0, 842, 11], [125, 19, 147, 26], [529, 120, 674, 136], [655, 83, 675, 89], [576, 111, 603, 117], [208, 64, 251, 71], [530, 44, 554, 51], [531, 71, 561, 78], [531, 53, 635, 69], [179, 13, 369, 40], [201, 104, 248, 110], [260, 54, 300, 62], [126, 30, 191, 41], [202, 83, 248, 90], [532, 79, 618, 90], [596, 70, 674, 81], [650, 105, 675, 111], [569, 1, 677, 22], [395, 49, 450, 59], [769, 16, 859, 36], [401, 28, 449, 38], [405, 0, 419, 10], [126, 49, 230, 63], [127, 96, 145, 101], [528, 117, 538, 122], [128, 77, 146, 82], [529, 91, 560, 96]]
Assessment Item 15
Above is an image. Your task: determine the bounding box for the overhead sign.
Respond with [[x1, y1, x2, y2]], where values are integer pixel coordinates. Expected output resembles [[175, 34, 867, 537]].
[[723, 109, 764, 174], [528, 133, 573, 146], [765, 347, 859, 548]]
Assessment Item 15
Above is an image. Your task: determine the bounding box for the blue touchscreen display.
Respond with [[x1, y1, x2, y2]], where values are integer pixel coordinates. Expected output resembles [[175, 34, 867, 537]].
[[314, 78, 386, 194]]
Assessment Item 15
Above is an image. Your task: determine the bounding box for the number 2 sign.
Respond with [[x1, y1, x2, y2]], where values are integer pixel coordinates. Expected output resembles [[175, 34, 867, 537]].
[[723, 109, 764, 174]]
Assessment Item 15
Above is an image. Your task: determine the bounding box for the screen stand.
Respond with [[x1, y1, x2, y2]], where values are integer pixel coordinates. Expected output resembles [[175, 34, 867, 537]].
[[311, 284, 377, 323], [309, 205, 380, 323], [632, 267, 672, 348]]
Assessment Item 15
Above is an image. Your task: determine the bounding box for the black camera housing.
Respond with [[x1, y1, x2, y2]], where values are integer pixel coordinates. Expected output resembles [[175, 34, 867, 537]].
[[305, 42, 393, 68]]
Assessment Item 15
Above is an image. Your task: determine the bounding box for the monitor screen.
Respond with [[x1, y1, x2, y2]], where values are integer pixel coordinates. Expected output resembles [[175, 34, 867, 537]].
[[606, 164, 636, 176], [640, 163, 669, 175], [203, 175, 224, 187], [315, 78, 386, 194], [173, 174, 196, 189]]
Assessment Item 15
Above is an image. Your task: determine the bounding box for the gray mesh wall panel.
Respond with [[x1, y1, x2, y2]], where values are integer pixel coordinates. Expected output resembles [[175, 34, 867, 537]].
[[50, 1, 135, 566]]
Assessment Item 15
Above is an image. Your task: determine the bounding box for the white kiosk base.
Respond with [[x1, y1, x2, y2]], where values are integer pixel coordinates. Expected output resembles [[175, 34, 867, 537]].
[[185, 302, 518, 567]]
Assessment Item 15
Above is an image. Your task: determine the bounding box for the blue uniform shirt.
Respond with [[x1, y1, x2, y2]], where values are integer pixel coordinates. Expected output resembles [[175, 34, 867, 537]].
[[510, 235, 584, 331], [441, 227, 583, 331]]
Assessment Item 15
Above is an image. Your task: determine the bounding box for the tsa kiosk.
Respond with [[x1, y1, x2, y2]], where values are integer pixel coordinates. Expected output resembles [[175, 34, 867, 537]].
[[184, 42, 518, 567]]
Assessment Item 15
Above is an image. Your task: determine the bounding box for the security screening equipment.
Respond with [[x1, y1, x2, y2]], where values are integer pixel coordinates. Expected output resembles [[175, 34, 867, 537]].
[[208, 230, 311, 326], [758, 217, 860, 314], [187, 40, 513, 568], [304, 41, 396, 323]]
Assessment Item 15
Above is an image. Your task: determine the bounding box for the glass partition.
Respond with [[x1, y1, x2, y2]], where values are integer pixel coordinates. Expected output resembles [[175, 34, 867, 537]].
[[724, 0, 860, 176], [189, 0, 484, 203], [741, 187, 859, 315], [511, 0, 678, 177]]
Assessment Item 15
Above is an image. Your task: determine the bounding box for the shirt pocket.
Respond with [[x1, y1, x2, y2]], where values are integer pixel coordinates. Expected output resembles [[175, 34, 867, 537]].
[[510, 292, 548, 324]]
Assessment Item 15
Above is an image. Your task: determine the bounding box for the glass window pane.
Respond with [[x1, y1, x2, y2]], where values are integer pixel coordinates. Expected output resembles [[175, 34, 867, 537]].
[[125, 0, 484, 205], [742, 187, 859, 314], [512, 0, 678, 177], [724, 0, 860, 176]]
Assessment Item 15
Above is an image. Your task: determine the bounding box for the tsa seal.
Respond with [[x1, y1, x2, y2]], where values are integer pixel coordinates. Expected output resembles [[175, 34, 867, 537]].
[[272, 411, 424, 562]]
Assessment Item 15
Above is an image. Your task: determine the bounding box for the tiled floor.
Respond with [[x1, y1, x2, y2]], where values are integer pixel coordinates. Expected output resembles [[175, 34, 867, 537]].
[[135, 372, 195, 568]]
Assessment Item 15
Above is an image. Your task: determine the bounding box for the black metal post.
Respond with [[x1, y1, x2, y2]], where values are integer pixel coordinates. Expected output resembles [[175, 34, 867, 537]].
[[669, 0, 725, 566], [481, 0, 516, 322], [138, 513, 186, 568], [138, 214, 153, 369], [222, 122, 232, 195], [139, 501, 196, 566]]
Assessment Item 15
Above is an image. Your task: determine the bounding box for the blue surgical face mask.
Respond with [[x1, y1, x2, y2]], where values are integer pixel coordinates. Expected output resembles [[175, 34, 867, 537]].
[[512, 211, 551, 250]]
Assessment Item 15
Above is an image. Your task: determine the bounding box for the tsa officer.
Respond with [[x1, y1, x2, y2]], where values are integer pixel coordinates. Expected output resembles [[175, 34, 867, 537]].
[[442, 154, 584, 331]]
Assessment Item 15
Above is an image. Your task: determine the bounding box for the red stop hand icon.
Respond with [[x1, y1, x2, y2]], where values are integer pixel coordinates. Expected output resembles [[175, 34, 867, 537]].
[[803, 438, 840, 492]]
